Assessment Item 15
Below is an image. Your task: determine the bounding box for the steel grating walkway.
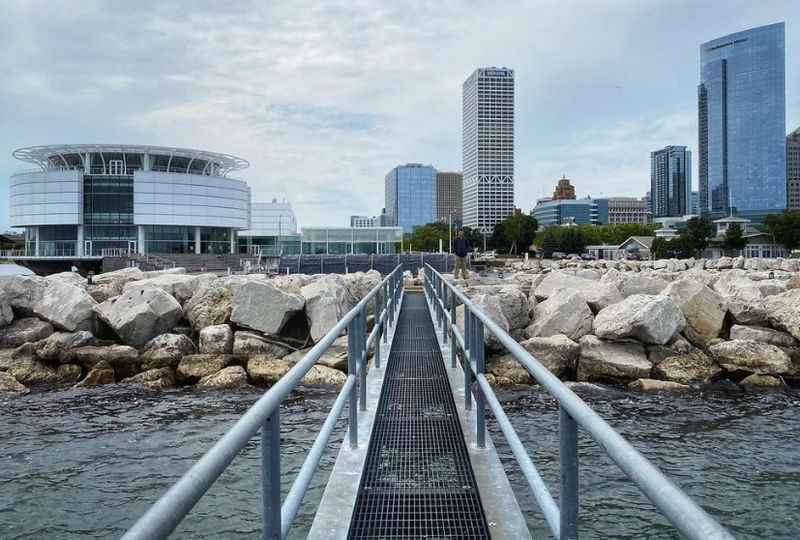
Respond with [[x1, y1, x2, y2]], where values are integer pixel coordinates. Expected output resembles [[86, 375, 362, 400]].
[[348, 293, 490, 539]]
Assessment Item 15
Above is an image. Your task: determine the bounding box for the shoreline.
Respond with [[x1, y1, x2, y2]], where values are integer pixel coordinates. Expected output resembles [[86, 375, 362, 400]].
[[1, 257, 799, 397]]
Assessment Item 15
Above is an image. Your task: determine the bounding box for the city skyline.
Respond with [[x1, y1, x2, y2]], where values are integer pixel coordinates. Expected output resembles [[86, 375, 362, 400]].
[[0, 2, 798, 231]]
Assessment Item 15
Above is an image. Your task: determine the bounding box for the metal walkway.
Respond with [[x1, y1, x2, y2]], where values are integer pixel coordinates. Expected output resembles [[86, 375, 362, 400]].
[[348, 293, 489, 539]]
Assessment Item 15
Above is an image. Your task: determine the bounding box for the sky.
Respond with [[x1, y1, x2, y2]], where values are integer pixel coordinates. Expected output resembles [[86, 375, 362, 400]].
[[0, 0, 798, 231]]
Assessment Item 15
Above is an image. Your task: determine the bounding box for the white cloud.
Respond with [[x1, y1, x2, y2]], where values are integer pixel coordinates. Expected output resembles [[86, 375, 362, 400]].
[[0, 0, 797, 230]]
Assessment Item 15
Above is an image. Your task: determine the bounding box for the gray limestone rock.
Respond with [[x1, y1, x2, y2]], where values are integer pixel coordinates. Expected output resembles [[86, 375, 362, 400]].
[[93, 285, 183, 346], [593, 295, 685, 345]]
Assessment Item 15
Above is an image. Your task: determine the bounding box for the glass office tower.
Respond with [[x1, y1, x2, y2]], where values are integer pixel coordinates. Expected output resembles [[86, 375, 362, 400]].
[[650, 146, 692, 218], [698, 22, 786, 220], [384, 164, 436, 233]]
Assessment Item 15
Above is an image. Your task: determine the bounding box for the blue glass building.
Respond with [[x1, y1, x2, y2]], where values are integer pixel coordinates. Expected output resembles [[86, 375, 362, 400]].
[[698, 22, 786, 220], [532, 198, 609, 226], [384, 164, 436, 233]]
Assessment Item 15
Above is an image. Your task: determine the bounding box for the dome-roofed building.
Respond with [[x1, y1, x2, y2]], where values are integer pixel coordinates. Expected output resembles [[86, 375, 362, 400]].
[[9, 144, 251, 263]]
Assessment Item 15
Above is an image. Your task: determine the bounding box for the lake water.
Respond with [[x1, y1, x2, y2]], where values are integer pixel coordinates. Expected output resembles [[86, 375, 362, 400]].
[[0, 263, 32, 276], [1, 384, 798, 539]]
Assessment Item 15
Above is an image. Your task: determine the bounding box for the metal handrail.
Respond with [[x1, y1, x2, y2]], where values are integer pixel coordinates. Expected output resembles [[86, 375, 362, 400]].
[[123, 265, 405, 540], [423, 264, 734, 540]]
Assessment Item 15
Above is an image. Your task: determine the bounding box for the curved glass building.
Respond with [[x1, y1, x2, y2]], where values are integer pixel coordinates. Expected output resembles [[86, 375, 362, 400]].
[[10, 144, 251, 257], [698, 22, 786, 220]]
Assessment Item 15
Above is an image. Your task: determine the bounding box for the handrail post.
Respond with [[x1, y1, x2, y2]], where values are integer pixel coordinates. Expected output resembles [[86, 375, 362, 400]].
[[560, 406, 579, 540], [383, 280, 389, 343], [464, 310, 473, 411], [442, 280, 449, 345], [347, 318, 358, 448], [261, 410, 281, 540], [374, 289, 381, 369], [358, 307, 367, 412], [450, 289, 457, 369], [475, 317, 486, 449]]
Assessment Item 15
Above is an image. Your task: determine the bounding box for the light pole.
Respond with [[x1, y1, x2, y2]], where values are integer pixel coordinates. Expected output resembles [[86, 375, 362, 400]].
[[448, 213, 452, 253]]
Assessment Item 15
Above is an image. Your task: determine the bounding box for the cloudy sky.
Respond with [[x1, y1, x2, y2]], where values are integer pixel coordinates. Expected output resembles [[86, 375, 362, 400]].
[[0, 0, 797, 231]]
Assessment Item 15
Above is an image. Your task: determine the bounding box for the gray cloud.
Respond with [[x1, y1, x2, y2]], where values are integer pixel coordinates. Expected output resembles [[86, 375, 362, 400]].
[[0, 0, 797, 230]]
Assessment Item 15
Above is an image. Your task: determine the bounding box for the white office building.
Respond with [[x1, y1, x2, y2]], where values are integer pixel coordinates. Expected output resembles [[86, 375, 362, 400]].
[[462, 67, 515, 233], [9, 144, 251, 257]]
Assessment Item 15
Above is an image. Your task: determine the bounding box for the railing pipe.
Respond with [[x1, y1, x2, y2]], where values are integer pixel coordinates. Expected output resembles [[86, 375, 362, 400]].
[[262, 411, 281, 540], [347, 316, 359, 448], [464, 310, 473, 411], [426, 263, 733, 540], [474, 317, 486, 449], [358, 307, 367, 412], [559, 406, 579, 540], [449, 291, 457, 369], [280, 375, 356, 536]]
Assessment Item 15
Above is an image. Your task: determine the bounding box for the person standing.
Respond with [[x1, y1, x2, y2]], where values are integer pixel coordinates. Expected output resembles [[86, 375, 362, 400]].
[[452, 229, 470, 280]]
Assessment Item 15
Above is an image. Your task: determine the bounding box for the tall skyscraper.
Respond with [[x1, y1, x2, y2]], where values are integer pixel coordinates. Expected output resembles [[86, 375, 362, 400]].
[[698, 22, 786, 219], [787, 127, 800, 211], [435, 171, 463, 224], [650, 146, 692, 217], [384, 163, 436, 233], [462, 67, 514, 232]]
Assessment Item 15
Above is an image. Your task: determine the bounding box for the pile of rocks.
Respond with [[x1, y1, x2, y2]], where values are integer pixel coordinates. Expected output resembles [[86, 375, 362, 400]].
[[454, 261, 800, 392], [0, 267, 381, 395]]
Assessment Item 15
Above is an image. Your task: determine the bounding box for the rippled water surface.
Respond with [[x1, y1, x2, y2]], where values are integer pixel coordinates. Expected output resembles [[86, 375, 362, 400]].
[[1, 384, 798, 539]]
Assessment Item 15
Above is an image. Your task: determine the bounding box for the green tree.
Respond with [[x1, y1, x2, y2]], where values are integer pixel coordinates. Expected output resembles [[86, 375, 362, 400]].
[[408, 222, 449, 252], [721, 223, 747, 255], [540, 228, 559, 258], [764, 212, 800, 251], [559, 227, 586, 254], [490, 213, 538, 254], [680, 217, 714, 257], [652, 237, 694, 259]]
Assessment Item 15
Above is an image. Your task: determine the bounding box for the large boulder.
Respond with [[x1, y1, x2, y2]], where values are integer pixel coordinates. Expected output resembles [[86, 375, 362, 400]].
[[577, 335, 651, 382], [727, 299, 769, 326], [709, 339, 792, 375], [74, 360, 115, 387], [601, 270, 669, 297], [0, 371, 28, 395], [122, 274, 213, 305], [593, 295, 685, 345], [33, 331, 96, 362], [63, 345, 140, 379], [739, 373, 783, 388], [495, 286, 529, 331], [301, 365, 348, 386], [765, 290, 800, 341], [121, 368, 176, 390], [91, 267, 145, 289], [653, 352, 721, 384], [184, 282, 233, 331], [31, 280, 97, 332], [712, 270, 763, 303], [247, 356, 292, 385], [342, 271, 381, 314], [232, 331, 293, 358], [9, 358, 82, 386], [94, 285, 183, 346], [0, 318, 54, 348], [518, 335, 580, 377], [230, 281, 304, 335], [271, 274, 314, 294], [177, 354, 237, 383], [301, 275, 357, 342], [140, 333, 196, 370], [196, 365, 248, 388], [534, 271, 622, 311], [199, 324, 234, 354], [730, 325, 798, 348], [456, 294, 510, 353], [0, 300, 13, 327], [664, 279, 727, 348], [0, 275, 48, 316], [487, 355, 533, 385], [525, 291, 593, 341]]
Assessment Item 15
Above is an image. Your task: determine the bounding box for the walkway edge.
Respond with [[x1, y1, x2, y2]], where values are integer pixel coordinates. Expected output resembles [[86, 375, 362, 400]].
[[307, 294, 405, 540], [427, 291, 533, 540]]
